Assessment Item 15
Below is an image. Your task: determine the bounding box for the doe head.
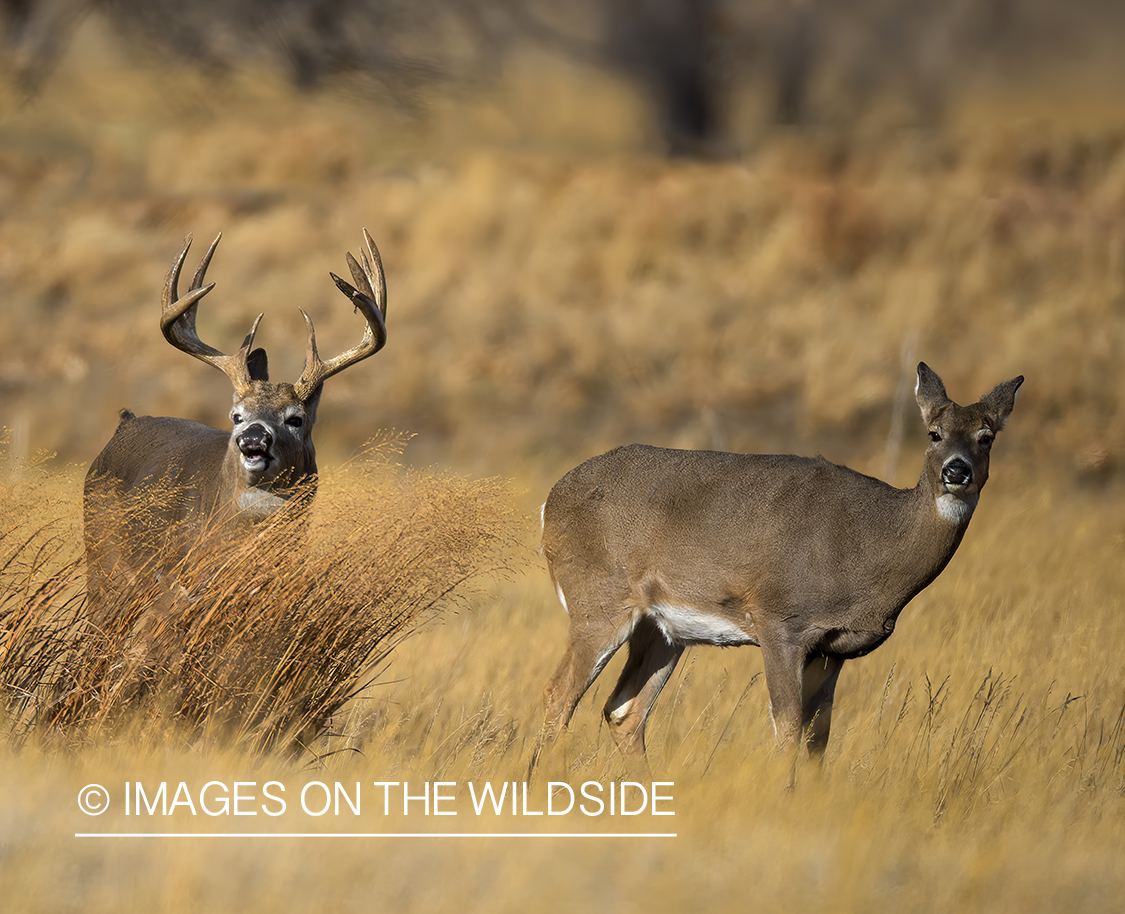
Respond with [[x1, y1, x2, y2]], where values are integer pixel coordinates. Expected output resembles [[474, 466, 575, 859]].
[[915, 362, 1024, 522]]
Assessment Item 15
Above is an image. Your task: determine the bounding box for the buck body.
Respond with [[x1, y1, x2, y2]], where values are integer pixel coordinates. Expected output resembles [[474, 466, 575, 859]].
[[539, 363, 1023, 774], [84, 411, 311, 601], [86, 405, 317, 522]]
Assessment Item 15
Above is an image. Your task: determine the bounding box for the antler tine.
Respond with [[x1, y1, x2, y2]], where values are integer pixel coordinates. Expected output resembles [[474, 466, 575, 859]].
[[293, 230, 388, 402], [189, 233, 222, 292], [162, 233, 191, 311], [159, 232, 255, 395], [356, 228, 388, 318], [161, 233, 221, 350]]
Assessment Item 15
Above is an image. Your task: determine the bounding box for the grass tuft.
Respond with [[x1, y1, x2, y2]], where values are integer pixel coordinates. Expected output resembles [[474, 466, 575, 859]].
[[0, 444, 524, 757]]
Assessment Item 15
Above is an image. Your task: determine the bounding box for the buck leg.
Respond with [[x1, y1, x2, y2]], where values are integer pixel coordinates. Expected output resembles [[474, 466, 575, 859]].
[[801, 655, 844, 758], [83, 541, 139, 625], [603, 615, 685, 760]]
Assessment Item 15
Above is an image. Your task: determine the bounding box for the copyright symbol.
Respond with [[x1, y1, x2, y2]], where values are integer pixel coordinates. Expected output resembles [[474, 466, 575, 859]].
[[78, 784, 109, 816]]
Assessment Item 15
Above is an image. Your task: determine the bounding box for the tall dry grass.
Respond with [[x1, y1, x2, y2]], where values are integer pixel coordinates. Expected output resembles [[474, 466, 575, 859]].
[[7, 472, 1103, 914], [0, 440, 523, 756]]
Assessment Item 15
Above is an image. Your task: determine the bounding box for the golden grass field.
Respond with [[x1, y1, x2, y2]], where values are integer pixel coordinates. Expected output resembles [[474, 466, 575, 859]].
[[2, 19, 1125, 914]]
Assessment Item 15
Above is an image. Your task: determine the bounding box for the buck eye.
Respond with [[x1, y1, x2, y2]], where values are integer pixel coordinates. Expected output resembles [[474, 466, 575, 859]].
[[285, 416, 304, 428], [929, 430, 942, 442], [979, 431, 994, 448], [231, 413, 243, 425]]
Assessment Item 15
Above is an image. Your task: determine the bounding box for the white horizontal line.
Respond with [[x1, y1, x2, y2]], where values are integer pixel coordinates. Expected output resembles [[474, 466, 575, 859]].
[[76, 832, 676, 839]]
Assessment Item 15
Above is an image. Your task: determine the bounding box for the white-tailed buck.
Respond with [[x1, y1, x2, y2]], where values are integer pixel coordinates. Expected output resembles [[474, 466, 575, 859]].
[[84, 230, 388, 609], [540, 363, 1023, 774]]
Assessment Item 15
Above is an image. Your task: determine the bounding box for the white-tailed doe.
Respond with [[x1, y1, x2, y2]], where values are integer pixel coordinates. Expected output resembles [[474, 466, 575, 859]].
[[539, 363, 1023, 775], [84, 230, 388, 609]]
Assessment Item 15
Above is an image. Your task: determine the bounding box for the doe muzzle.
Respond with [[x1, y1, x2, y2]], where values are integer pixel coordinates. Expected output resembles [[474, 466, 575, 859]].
[[941, 458, 973, 487]]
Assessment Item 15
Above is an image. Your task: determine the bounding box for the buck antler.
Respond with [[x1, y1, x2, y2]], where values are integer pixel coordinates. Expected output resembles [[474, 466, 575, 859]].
[[161, 233, 263, 397], [294, 228, 388, 402]]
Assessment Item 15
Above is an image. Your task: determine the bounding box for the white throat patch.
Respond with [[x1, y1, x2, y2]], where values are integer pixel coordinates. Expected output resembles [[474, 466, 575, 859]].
[[935, 492, 976, 525], [238, 489, 288, 517]]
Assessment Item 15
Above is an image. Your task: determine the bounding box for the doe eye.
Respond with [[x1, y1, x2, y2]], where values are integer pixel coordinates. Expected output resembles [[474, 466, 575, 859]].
[[231, 413, 242, 425], [929, 430, 942, 442], [285, 416, 304, 428], [979, 433, 994, 448]]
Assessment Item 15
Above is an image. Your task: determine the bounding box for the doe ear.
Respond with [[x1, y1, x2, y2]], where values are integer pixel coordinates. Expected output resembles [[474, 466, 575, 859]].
[[980, 374, 1024, 431], [247, 348, 269, 382], [915, 362, 950, 426]]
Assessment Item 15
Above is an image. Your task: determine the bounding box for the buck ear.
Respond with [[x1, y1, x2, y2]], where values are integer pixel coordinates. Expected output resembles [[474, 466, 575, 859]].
[[301, 382, 323, 424], [915, 362, 950, 425], [980, 375, 1024, 431], [247, 348, 269, 382]]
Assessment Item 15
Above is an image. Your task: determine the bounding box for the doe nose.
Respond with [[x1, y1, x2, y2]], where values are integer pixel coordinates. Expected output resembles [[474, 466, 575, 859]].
[[942, 458, 973, 487]]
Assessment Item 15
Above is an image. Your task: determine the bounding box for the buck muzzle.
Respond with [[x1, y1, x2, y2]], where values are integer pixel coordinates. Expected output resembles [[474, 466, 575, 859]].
[[237, 423, 273, 473]]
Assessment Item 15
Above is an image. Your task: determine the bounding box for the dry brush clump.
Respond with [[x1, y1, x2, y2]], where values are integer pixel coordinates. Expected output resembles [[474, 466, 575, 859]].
[[0, 444, 523, 755]]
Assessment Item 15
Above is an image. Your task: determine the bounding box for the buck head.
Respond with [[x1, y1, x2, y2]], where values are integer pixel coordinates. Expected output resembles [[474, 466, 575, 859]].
[[162, 231, 388, 504], [226, 376, 318, 491], [915, 362, 1023, 524]]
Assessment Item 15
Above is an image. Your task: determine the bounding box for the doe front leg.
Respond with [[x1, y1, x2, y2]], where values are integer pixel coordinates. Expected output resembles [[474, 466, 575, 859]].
[[759, 640, 807, 790], [801, 655, 844, 759]]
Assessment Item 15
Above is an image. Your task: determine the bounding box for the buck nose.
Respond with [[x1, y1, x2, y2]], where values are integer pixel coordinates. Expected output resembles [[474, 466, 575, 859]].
[[238, 424, 272, 455], [941, 458, 973, 487]]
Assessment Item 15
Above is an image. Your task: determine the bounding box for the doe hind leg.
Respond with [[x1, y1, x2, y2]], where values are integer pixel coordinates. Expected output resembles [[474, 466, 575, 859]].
[[603, 615, 685, 760], [542, 613, 631, 745]]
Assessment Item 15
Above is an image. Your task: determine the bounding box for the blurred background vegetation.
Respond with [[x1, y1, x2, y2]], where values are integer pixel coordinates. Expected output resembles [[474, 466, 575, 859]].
[[6, 0, 1125, 152], [0, 0, 1122, 490]]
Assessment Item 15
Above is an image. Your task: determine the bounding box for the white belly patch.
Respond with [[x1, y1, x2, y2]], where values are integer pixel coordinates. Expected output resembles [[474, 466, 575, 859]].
[[649, 602, 755, 647]]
